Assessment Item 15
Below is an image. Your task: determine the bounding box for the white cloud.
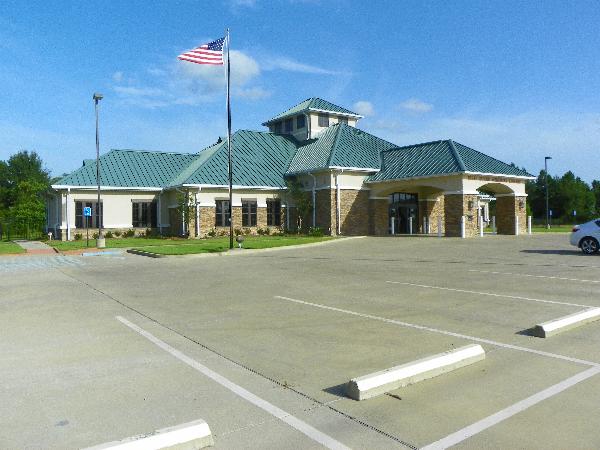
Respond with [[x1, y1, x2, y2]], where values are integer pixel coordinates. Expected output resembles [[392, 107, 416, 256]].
[[112, 71, 124, 82], [112, 50, 264, 108], [263, 56, 341, 75], [234, 87, 272, 100], [353, 101, 374, 117], [177, 50, 260, 88], [400, 98, 434, 113]]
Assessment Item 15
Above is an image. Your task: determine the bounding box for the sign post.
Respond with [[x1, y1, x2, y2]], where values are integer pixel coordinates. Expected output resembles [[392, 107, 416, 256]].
[[84, 206, 92, 247]]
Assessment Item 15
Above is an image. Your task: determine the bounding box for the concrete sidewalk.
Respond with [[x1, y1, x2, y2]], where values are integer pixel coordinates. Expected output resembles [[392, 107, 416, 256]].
[[13, 240, 57, 255]]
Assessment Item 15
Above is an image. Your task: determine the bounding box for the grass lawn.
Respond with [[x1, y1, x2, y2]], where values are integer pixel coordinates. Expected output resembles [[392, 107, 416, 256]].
[[0, 241, 26, 255], [48, 237, 197, 251], [532, 225, 574, 233], [132, 235, 334, 255]]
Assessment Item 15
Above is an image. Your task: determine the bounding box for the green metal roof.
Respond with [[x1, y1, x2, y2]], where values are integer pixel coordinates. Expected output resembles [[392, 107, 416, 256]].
[[262, 97, 361, 125], [177, 130, 298, 188], [56, 149, 198, 188], [286, 123, 395, 174], [368, 140, 533, 182]]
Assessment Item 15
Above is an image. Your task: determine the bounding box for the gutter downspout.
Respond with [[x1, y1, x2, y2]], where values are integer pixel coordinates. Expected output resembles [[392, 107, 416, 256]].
[[66, 188, 71, 241], [335, 169, 343, 235], [157, 189, 163, 236], [174, 187, 187, 237], [195, 190, 200, 238], [308, 173, 316, 228]]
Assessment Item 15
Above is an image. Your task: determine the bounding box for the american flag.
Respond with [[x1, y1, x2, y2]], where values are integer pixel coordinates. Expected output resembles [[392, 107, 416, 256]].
[[177, 37, 225, 65]]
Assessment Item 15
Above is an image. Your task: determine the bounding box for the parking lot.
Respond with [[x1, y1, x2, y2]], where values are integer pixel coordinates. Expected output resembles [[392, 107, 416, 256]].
[[2, 234, 600, 449]]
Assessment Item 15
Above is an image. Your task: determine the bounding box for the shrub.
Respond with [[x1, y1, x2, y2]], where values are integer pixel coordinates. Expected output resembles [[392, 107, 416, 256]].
[[219, 230, 227, 236], [92, 232, 99, 239], [234, 228, 243, 236], [104, 231, 114, 239], [207, 228, 217, 237], [308, 227, 323, 237], [113, 230, 122, 238], [123, 229, 135, 238], [257, 228, 265, 235], [74, 233, 82, 241], [264, 227, 271, 235], [243, 228, 251, 235]]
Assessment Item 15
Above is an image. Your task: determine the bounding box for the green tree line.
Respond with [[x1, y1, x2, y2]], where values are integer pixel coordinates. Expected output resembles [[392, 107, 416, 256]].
[[0, 151, 51, 225], [526, 170, 600, 224]]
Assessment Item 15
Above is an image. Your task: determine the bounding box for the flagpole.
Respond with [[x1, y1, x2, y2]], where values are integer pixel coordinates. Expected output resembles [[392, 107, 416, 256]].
[[226, 28, 233, 250]]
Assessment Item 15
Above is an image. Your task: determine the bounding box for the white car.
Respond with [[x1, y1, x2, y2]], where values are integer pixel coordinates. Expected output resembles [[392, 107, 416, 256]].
[[570, 219, 600, 254]]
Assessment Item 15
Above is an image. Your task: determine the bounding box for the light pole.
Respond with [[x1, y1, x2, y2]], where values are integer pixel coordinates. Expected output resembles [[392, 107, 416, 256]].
[[545, 156, 552, 230], [93, 93, 105, 248]]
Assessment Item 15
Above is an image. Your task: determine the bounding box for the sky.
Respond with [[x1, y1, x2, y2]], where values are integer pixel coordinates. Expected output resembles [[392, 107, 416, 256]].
[[0, 0, 598, 182]]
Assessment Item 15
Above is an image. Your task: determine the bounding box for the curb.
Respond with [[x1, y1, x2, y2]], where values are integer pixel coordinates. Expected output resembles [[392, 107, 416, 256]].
[[126, 248, 167, 258]]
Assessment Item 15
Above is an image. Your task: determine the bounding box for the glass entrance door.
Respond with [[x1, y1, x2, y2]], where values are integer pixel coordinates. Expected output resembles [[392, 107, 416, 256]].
[[389, 193, 418, 234]]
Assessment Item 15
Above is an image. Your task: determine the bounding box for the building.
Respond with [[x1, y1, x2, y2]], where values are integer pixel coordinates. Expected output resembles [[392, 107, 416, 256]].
[[47, 97, 533, 240]]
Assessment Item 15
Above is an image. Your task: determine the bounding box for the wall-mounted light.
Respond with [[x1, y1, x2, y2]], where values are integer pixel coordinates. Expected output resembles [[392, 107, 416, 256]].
[[468, 200, 474, 210], [519, 200, 525, 210]]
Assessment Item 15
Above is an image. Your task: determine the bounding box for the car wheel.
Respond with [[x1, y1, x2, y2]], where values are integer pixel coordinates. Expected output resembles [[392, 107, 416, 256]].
[[580, 237, 599, 255]]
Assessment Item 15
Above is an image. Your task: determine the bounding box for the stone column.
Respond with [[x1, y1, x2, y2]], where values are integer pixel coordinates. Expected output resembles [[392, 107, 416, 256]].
[[315, 189, 334, 235], [496, 195, 527, 235], [338, 190, 369, 236], [444, 193, 479, 237]]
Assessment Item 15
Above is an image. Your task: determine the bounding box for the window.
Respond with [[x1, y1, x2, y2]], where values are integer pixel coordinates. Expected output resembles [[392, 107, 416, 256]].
[[296, 115, 305, 129], [284, 118, 293, 133], [132, 201, 157, 228], [216, 200, 230, 227], [75, 201, 102, 228], [242, 200, 257, 227], [318, 114, 329, 127], [267, 199, 281, 226], [338, 116, 348, 125], [272, 121, 282, 133]]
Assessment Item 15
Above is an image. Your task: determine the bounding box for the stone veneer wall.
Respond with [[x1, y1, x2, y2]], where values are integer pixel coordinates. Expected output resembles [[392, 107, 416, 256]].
[[444, 194, 479, 237], [195, 205, 285, 237], [418, 196, 445, 234], [369, 199, 389, 235], [338, 190, 370, 235], [496, 195, 527, 235], [315, 189, 333, 233]]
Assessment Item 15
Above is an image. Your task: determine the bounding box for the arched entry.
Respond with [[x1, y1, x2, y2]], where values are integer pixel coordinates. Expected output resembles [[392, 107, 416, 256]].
[[475, 182, 527, 235]]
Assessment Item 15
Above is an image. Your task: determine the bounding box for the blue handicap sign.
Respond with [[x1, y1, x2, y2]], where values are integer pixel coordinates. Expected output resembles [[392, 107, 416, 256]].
[[83, 206, 92, 217]]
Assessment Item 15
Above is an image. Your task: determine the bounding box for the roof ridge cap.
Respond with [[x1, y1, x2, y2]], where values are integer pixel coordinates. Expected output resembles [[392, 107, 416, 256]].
[[326, 123, 344, 167], [110, 148, 194, 156], [447, 139, 467, 172]]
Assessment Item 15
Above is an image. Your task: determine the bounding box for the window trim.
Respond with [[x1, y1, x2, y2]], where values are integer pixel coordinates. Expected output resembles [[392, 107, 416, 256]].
[[318, 114, 329, 127], [75, 200, 103, 228], [242, 200, 257, 227], [266, 199, 281, 226], [132, 200, 157, 228], [215, 199, 231, 227]]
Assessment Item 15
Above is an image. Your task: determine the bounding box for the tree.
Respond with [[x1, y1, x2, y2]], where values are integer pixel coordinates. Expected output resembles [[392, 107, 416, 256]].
[[285, 178, 312, 232], [0, 150, 50, 223], [592, 180, 600, 215]]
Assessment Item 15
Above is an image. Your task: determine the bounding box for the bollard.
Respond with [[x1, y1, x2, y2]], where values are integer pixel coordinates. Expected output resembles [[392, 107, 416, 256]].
[[491, 215, 496, 234], [460, 216, 466, 238], [527, 216, 532, 235], [515, 215, 520, 236], [391, 217, 395, 235], [479, 216, 484, 237], [409, 216, 413, 235]]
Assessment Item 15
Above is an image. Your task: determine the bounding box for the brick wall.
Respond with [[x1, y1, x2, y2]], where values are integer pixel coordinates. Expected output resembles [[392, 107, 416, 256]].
[[315, 189, 333, 233]]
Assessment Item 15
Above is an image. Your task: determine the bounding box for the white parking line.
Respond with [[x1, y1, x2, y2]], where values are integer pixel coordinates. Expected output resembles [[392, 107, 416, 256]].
[[421, 365, 600, 449], [468, 269, 600, 284], [116, 316, 350, 450], [273, 296, 599, 367], [386, 281, 593, 309]]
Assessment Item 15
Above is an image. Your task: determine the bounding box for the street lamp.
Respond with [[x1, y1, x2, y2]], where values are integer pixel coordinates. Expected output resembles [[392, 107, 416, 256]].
[[93, 93, 105, 248], [545, 156, 552, 230]]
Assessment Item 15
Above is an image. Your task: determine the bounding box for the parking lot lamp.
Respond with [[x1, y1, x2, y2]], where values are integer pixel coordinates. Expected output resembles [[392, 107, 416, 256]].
[[545, 156, 552, 230], [93, 93, 105, 248]]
